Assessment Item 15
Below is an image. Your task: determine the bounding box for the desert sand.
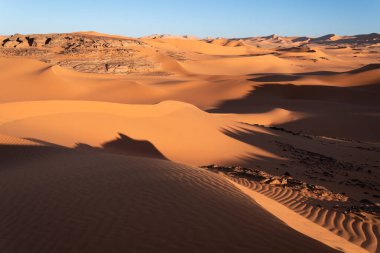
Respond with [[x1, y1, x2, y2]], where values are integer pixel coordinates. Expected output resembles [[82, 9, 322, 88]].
[[0, 32, 379, 252]]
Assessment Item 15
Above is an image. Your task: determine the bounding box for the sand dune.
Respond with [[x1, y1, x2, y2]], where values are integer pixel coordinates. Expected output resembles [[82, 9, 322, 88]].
[[228, 176, 379, 253], [179, 54, 300, 75], [0, 141, 339, 253], [216, 108, 308, 126], [249, 64, 380, 87], [0, 57, 254, 110], [211, 67, 380, 141], [219, 124, 380, 205], [142, 37, 250, 55], [229, 178, 372, 253], [0, 58, 167, 104], [0, 100, 279, 166], [73, 31, 134, 40], [1, 99, 378, 205], [1, 32, 379, 252]]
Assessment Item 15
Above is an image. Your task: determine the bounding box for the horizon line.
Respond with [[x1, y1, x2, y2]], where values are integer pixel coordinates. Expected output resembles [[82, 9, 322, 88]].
[[1, 30, 379, 39]]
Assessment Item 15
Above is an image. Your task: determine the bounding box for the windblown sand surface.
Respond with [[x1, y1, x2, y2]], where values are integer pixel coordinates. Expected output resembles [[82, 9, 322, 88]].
[[215, 168, 379, 253], [0, 32, 379, 252], [0, 140, 342, 253]]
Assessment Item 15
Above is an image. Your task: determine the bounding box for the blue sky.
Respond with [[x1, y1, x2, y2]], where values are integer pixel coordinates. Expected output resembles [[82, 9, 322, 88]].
[[0, 0, 379, 37]]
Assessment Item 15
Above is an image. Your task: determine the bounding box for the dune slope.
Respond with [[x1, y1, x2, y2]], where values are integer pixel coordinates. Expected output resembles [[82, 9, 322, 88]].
[[0, 141, 339, 253], [0, 100, 279, 166]]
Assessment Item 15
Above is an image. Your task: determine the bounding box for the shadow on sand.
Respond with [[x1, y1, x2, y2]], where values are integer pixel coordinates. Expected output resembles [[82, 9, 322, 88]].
[[249, 63, 380, 82], [76, 133, 167, 160], [209, 79, 380, 141]]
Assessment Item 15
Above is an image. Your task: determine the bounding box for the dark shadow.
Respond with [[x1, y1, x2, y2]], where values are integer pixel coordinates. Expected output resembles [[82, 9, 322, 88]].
[[312, 33, 380, 45], [310, 34, 336, 43], [249, 63, 380, 82], [25, 37, 35, 47], [210, 83, 380, 114], [348, 64, 380, 74], [76, 133, 167, 160], [0, 142, 340, 253], [0, 144, 69, 167], [250, 75, 302, 82], [1, 38, 10, 46], [277, 45, 315, 53], [23, 138, 63, 147], [249, 70, 339, 77], [216, 124, 380, 205], [209, 82, 380, 142], [45, 38, 52, 45], [292, 37, 309, 42]]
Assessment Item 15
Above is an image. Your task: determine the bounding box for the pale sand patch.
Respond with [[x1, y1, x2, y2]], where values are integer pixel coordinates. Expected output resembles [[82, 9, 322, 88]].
[[228, 178, 369, 253]]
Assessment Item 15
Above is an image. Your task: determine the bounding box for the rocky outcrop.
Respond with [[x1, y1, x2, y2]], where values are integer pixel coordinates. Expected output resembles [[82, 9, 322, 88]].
[[0, 33, 158, 74], [201, 164, 380, 217], [277, 44, 316, 53], [201, 164, 347, 201], [310, 33, 380, 45], [1, 32, 379, 75], [1, 33, 143, 49]]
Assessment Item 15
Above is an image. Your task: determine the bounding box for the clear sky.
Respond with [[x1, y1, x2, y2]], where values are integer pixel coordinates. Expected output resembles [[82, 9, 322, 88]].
[[0, 0, 379, 38]]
